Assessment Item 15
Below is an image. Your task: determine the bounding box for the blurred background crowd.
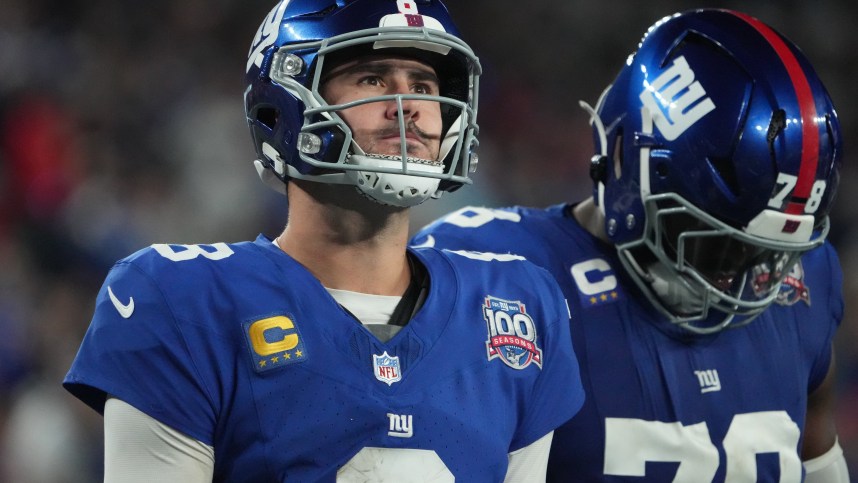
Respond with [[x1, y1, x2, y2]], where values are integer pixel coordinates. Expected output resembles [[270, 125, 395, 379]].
[[1, 0, 856, 480]]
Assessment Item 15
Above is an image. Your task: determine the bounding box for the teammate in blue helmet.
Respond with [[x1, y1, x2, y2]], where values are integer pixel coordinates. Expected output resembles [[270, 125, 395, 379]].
[[63, 0, 584, 480], [415, 9, 849, 482]]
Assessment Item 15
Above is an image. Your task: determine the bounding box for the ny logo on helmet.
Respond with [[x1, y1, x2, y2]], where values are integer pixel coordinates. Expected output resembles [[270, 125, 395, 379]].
[[247, 0, 291, 73], [640, 56, 716, 140]]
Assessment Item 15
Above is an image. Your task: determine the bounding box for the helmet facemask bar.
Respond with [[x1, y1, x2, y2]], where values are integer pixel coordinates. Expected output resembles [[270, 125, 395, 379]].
[[618, 192, 827, 333], [303, 93, 470, 175], [264, 25, 480, 205]]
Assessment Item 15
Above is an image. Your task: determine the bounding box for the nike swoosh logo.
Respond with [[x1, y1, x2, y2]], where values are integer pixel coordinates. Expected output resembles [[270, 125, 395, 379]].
[[108, 286, 135, 318], [411, 235, 435, 248]]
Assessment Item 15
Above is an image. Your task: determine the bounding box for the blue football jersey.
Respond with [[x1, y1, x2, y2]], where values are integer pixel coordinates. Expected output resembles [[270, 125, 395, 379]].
[[413, 204, 842, 482], [64, 235, 584, 482]]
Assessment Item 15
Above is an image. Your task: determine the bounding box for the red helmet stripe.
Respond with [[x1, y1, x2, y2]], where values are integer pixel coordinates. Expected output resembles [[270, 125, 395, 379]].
[[730, 11, 820, 215]]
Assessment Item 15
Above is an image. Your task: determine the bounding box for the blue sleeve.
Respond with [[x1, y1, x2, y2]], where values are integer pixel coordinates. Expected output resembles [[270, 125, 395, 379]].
[[510, 266, 585, 451], [807, 244, 844, 393], [824, 244, 844, 330], [63, 260, 217, 444]]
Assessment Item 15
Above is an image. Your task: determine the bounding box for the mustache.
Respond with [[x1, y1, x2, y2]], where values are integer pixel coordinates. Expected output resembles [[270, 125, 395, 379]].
[[375, 121, 440, 143]]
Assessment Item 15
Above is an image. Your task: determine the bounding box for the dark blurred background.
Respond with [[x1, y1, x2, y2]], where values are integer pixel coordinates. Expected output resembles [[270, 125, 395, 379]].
[[0, 1, 855, 480]]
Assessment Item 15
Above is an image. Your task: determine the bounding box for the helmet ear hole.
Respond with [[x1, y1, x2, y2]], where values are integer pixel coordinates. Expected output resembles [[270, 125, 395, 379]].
[[256, 107, 279, 130], [707, 155, 740, 197]]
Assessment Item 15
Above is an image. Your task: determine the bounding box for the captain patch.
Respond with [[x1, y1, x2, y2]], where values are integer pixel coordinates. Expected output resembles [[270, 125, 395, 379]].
[[570, 258, 623, 307], [244, 315, 307, 373]]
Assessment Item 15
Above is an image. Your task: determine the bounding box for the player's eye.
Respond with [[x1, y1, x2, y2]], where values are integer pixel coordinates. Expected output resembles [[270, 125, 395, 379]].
[[413, 83, 437, 95], [358, 75, 383, 87]]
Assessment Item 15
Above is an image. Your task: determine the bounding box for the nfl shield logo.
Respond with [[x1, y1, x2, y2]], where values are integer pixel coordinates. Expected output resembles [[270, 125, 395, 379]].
[[373, 351, 402, 385]]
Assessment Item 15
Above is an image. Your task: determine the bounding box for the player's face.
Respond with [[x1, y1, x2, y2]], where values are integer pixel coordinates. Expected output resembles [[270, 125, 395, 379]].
[[320, 56, 442, 161]]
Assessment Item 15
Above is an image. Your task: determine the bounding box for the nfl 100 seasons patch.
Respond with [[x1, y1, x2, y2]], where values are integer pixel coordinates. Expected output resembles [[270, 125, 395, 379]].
[[483, 295, 543, 370], [752, 260, 811, 306]]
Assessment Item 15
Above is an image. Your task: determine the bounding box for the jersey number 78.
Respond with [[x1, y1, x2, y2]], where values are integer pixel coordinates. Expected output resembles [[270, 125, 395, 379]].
[[604, 411, 801, 482]]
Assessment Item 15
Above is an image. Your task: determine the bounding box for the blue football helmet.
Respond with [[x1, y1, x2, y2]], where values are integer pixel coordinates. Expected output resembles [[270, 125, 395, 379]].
[[582, 9, 842, 333], [245, 0, 481, 207]]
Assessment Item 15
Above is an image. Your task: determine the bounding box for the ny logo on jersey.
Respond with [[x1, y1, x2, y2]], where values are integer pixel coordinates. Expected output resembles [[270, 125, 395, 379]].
[[387, 413, 413, 438], [694, 369, 722, 393], [640, 55, 716, 141], [373, 351, 402, 385]]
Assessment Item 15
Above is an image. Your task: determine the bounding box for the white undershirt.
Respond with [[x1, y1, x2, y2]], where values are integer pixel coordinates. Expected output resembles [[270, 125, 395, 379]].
[[326, 287, 401, 325], [328, 288, 403, 341]]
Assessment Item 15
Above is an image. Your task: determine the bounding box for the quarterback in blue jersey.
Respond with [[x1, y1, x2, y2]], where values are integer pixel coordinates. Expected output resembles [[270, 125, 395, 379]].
[[63, 1, 584, 481], [414, 9, 849, 483]]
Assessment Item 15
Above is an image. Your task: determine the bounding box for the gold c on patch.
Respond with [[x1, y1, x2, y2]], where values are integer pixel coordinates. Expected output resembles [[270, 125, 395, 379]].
[[244, 315, 307, 373]]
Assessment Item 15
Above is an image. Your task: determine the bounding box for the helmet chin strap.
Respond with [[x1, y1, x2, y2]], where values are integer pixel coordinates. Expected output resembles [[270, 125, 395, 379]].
[[644, 258, 764, 334], [254, 158, 288, 195], [438, 113, 463, 164], [647, 261, 708, 316]]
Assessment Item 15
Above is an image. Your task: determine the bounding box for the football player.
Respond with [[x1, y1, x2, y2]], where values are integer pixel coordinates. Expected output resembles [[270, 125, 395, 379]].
[[63, 0, 584, 481], [414, 9, 849, 482]]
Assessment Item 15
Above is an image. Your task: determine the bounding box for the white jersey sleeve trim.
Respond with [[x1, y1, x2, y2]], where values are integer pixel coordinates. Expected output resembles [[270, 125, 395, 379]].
[[504, 431, 553, 483], [804, 440, 849, 483], [104, 397, 214, 483], [803, 437, 850, 483]]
